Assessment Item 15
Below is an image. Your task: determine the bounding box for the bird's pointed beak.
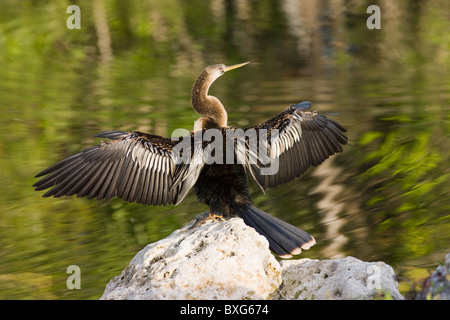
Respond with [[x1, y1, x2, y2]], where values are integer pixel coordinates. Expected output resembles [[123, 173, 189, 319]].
[[225, 62, 250, 72]]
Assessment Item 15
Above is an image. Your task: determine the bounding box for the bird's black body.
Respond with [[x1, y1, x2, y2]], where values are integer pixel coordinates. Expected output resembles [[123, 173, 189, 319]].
[[34, 63, 347, 258], [194, 163, 251, 216]]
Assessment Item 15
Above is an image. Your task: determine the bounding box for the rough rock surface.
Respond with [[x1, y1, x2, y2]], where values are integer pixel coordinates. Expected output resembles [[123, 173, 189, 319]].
[[101, 214, 404, 300], [100, 216, 281, 300], [275, 257, 404, 300]]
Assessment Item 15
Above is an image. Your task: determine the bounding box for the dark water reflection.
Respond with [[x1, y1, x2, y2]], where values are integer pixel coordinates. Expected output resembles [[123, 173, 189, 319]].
[[0, 1, 449, 299]]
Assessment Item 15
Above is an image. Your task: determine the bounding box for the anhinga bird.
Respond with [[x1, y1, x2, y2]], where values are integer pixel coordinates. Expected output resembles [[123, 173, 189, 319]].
[[34, 62, 347, 258]]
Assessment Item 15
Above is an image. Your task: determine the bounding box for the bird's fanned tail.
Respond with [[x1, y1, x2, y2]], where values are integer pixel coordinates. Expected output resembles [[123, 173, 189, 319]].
[[236, 205, 315, 258]]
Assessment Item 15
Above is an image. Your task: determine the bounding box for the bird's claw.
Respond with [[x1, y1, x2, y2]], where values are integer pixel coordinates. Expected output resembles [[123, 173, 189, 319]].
[[189, 211, 224, 229]]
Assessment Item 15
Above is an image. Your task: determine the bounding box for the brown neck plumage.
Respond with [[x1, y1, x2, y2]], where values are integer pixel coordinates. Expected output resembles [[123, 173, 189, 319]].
[[191, 70, 227, 128]]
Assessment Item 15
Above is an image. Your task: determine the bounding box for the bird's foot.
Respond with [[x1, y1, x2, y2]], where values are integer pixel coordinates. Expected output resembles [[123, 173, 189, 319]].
[[189, 211, 224, 229]]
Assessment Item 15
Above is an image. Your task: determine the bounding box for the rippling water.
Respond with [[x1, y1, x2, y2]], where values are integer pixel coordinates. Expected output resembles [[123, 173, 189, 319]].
[[0, 1, 449, 299]]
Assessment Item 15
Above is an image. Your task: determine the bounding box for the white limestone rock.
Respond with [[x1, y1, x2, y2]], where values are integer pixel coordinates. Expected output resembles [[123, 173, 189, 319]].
[[275, 257, 404, 300], [100, 216, 282, 300], [101, 213, 404, 300]]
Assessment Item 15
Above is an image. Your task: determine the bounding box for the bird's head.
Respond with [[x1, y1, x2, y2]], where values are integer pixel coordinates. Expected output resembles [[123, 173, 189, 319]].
[[204, 62, 250, 83]]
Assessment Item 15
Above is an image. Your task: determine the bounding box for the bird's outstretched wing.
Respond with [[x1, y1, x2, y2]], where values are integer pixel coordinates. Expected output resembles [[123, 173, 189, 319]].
[[33, 131, 201, 206], [242, 101, 348, 190]]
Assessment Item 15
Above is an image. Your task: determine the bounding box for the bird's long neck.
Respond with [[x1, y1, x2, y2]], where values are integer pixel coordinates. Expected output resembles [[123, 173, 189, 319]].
[[191, 71, 227, 128]]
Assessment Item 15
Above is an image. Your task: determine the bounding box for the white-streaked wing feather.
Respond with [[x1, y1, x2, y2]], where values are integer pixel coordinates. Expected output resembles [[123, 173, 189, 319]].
[[241, 102, 347, 190], [34, 131, 201, 206]]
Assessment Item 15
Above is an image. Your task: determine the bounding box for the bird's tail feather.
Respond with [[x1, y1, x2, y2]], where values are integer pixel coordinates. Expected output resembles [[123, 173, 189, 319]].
[[237, 206, 315, 258]]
